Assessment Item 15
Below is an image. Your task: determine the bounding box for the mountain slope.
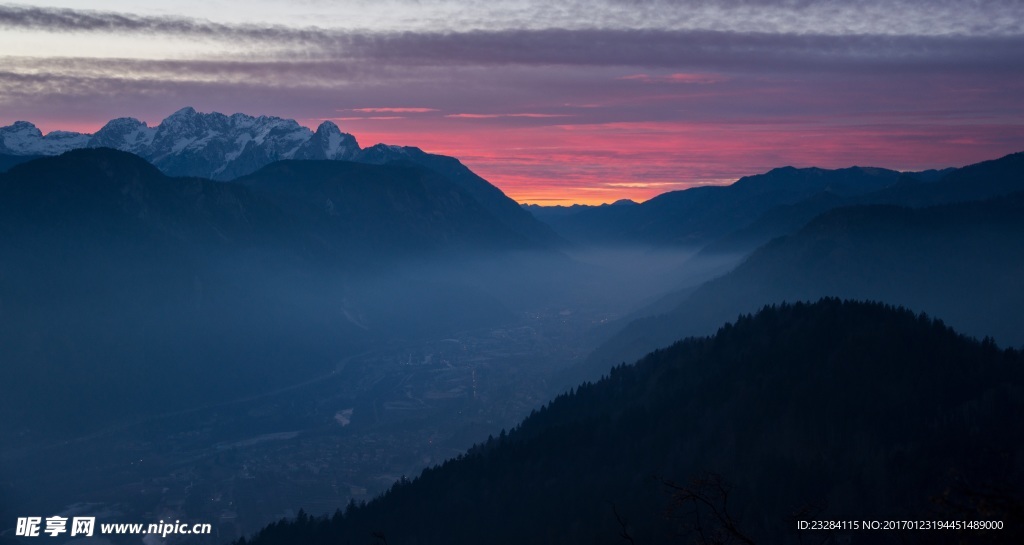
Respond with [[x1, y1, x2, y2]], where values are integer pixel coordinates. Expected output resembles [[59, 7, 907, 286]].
[[0, 149, 333, 428], [578, 192, 1024, 381], [0, 147, 288, 246], [234, 159, 543, 258], [240, 300, 1024, 545], [355, 144, 563, 249]]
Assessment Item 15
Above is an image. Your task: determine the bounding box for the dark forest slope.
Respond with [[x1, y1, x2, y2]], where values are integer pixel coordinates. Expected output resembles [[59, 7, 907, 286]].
[[241, 299, 1024, 545]]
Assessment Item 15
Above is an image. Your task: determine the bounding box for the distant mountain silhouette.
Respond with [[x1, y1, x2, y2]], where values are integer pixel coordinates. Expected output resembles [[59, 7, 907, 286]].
[[522, 199, 638, 224], [530, 153, 1024, 253], [0, 109, 562, 248], [576, 192, 1024, 381], [0, 149, 555, 264], [347, 145, 563, 248], [239, 300, 1024, 545], [0, 147, 290, 253], [235, 160, 544, 258], [531, 166, 906, 247], [868, 151, 1024, 207], [701, 152, 1023, 256]]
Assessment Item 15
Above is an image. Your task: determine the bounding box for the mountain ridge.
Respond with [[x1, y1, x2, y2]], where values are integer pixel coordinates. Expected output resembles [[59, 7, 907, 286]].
[[0, 109, 438, 180], [698, 152, 1024, 257], [529, 164, 914, 247], [0, 108, 563, 248]]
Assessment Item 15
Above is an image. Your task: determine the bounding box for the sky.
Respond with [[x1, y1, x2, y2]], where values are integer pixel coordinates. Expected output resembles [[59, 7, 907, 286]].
[[1, 1, 1023, 204]]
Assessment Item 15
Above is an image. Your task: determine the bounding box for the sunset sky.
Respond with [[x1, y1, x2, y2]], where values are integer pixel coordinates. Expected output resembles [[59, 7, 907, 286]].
[[1, 1, 1023, 204]]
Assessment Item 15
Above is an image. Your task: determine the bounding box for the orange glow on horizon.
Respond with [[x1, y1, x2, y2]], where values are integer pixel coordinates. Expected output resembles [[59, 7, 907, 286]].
[[332, 117, 1024, 205], [15, 114, 1024, 206]]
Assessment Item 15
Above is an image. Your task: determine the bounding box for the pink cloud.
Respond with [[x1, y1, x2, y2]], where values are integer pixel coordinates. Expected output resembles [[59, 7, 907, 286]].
[[330, 116, 407, 120], [618, 73, 728, 84], [445, 113, 571, 119], [348, 107, 439, 113]]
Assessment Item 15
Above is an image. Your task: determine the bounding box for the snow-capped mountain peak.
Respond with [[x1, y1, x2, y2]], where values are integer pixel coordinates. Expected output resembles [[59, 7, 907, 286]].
[[1, 108, 368, 179], [319, 121, 360, 160], [136, 109, 319, 178], [293, 120, 360, 161], [88, 117, 156, 154], [168, 106, 198, 120], [4, 120, 43, 139], [0, 121, 90, 155]]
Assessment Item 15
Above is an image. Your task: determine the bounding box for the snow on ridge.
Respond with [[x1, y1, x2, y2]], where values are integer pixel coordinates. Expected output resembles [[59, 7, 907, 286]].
[[224, 133, 254, 163], [1, 109, 389, 179], [88, 117, 157, 153], [0, 121, 90, 155], [326, 131, 345, 158]]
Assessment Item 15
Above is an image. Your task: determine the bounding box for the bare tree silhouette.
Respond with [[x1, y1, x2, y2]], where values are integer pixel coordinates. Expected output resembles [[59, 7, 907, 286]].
[[662, 473, 756, 545]]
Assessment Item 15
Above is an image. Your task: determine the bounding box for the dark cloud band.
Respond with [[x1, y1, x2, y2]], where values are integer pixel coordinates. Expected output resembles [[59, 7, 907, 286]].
[[340, 30, 1024, 72], [2, 4, 1023, 73]]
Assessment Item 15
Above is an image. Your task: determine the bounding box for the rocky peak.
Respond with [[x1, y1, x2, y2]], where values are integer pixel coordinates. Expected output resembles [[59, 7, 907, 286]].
[[2, 120, 43, 138], [293, 120, 360, 160], [88, 118, 155, 153]]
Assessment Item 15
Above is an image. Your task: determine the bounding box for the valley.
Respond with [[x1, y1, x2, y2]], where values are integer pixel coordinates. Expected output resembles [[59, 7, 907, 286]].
[[1, 305, 610, 543]]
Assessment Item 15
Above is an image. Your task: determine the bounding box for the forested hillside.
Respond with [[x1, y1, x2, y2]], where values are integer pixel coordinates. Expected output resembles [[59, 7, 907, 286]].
[[240, 299, 1024, 545]]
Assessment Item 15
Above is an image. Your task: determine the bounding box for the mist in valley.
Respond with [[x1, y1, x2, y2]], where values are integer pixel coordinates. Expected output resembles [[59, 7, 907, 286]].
[[0, 166, 733, 541], [3, 147, 1024, 544]]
